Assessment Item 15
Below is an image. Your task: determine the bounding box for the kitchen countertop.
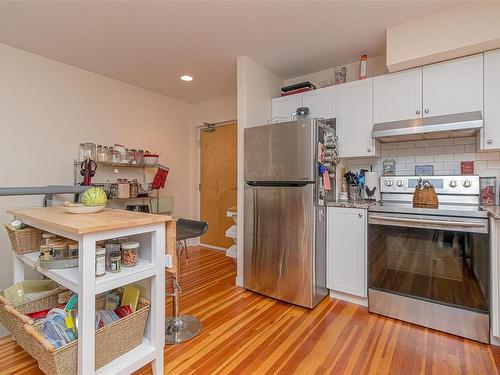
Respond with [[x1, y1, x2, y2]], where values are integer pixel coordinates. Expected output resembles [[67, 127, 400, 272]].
[[7, 206, 172, 234], [327, 200, 376, 209], [481, 206, 500, 219]]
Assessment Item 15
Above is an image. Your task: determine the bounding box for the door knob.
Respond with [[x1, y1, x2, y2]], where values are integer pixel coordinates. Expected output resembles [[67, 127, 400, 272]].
[[416, 109, 421, 115], [487, 139, 493, 144], [424, 109, 429, 114]]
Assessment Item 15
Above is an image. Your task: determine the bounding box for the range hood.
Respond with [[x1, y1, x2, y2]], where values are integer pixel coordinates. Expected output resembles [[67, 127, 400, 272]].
[[371, 111, 483, 143]]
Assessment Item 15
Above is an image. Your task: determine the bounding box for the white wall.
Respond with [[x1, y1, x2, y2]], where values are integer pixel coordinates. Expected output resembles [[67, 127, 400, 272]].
[[387, 2, 500, 72], [0, 43, 195, 335], [283, 55, 388, 88], [236, 55, 283, 285]]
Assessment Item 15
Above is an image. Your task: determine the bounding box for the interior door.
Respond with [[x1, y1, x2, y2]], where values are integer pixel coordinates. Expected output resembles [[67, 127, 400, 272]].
[[200, 123, 237, 248], [373, 68, 423, 123], [244, 184, 314, 307], [422, 54, 483, 118]]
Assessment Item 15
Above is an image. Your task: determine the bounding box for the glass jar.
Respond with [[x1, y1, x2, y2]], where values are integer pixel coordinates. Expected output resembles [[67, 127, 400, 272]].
[[109, 148, 121, 164], [79, 143, 85, 162], [83, 142, 96, 161], [480, 177, 496, 205], [97, 145, 108, 163], [110, 250, 121, 273], [137, 150, 144, 166], [68, 244, 78, 258], [105, 243, 121, 270], [121, 241, 139, 267], [117, 179, 130, 199], [96, 247, 106, 277], [129, 181, 139, 198]]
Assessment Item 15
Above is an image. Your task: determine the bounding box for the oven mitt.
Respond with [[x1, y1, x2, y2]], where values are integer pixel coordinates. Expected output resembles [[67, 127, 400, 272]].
[[151, 165, 170, 190]]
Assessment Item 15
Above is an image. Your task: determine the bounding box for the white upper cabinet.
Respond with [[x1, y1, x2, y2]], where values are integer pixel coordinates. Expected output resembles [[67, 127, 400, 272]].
[[326, 207, 367, 298], [373, 68, 423, 123], [337, 78, 378, 158], [271, 94, 303, 121], [422, 54, 483, 117], [302, 86, 338, 119], [483, 49, 500, 150]]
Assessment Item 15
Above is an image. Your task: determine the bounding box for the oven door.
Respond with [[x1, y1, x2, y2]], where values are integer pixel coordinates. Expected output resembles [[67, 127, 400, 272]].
[[368, 212, 489, 313]]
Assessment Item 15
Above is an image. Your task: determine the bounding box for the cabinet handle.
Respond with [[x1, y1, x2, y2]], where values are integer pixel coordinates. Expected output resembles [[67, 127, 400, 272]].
[[487, 139, 493, 145], [424, 109, 429, 114], [358, 213, 363, 218], [367, 148, 372, 153], [416, 109, 421, 115]]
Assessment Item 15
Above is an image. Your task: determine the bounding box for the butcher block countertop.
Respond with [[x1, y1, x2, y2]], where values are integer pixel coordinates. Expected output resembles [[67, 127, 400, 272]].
[[7, 206, 172, 234]]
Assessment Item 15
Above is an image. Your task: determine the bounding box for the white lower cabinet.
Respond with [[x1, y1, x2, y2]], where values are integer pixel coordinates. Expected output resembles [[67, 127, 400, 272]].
[[326, 207, 367, 303]]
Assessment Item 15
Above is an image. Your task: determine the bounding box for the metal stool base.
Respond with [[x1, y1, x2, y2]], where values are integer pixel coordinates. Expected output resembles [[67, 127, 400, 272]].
[[165, 315, 202, 344]]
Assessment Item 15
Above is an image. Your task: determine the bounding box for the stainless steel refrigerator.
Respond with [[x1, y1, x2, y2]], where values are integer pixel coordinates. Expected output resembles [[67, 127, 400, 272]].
[[244, 119, 335, 308]]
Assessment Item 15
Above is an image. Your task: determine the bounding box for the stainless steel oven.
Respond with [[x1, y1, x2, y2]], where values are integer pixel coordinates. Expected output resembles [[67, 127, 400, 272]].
[[367, 175, 490, 343]]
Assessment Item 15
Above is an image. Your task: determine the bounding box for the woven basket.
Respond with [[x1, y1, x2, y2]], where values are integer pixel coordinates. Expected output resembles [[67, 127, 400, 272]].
[[5, 224, 43, 255], [16, 295, 150, 375], [0, 288, 62, 350], [413, 184, 439, 208]]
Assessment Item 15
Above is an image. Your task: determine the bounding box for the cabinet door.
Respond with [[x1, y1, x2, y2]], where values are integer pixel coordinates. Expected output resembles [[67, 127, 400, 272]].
[[337, 79, 375, 158], [422, 54, 483, 117], [326, 207, 367, 297], [302, 86, 337, 119], [373, 68, 422, 123], [271, 94, 303, 121], [483, 49, 500, 150]]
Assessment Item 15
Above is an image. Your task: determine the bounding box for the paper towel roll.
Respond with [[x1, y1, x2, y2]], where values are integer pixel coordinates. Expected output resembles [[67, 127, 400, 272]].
[[364, 172, 380, 201]]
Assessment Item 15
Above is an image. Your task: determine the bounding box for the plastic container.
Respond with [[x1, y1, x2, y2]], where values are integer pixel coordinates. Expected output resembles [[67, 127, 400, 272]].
[[121, 241, 139, 267], [110, 250, 121, 273], [480, 177, 496, 205], [4, 280, 58, 306]]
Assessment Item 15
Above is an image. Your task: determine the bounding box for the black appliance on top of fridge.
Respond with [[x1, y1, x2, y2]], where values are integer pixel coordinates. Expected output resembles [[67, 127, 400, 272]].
[[243, 118, 337, 308]]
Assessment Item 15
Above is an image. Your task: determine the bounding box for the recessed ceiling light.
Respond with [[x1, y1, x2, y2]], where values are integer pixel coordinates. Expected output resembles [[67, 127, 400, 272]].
[[181, 75, 193, 81]]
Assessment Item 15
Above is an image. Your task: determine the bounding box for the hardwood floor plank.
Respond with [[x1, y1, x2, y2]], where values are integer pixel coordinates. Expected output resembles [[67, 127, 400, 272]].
[[1, 247, 500, 374]]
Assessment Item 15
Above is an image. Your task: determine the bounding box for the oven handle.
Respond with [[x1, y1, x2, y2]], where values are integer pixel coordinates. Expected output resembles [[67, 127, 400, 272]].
[[369, 215, 486, 229]]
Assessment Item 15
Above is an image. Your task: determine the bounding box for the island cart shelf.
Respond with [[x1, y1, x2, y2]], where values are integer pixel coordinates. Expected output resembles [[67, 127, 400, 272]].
[[7, 206, 174, 375]]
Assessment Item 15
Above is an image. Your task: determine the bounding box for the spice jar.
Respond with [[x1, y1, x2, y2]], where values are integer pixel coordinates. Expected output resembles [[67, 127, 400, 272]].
[[109, 148, 121, 164], [110, 250, 122, 273], [68, 244, 78, 258], [105, 243, 120, 270], [96, 247, 106, 277], [121, 241, 139, 267]]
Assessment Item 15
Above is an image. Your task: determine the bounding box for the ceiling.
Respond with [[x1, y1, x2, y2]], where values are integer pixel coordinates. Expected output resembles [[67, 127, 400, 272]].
[[0, 1, 463, 103]]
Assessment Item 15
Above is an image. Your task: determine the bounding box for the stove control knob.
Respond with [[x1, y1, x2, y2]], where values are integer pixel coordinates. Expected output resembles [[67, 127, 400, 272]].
[[449, 180, 457, 188], [397, 180, 404, 187], [463, 180, 472, 188], [385, 180, 393, 187]]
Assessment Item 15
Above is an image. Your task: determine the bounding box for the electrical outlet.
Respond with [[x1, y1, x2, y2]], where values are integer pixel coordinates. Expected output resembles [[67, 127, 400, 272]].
[[165, 254, 172, 268]]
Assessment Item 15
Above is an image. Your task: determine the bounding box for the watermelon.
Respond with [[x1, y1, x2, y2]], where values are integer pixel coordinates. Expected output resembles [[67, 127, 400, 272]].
[[82, 187, 108, 207]]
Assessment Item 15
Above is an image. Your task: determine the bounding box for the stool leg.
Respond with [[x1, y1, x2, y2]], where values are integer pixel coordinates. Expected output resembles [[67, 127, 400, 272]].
[[165, 272, 202, 344], [184, 240, 189, 262]]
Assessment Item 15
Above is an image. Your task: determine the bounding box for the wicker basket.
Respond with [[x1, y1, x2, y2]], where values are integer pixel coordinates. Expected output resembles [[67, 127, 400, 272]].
[[14, 295, 150, 375], [5, 224, 43, 255], [413, 183, 439, 208]]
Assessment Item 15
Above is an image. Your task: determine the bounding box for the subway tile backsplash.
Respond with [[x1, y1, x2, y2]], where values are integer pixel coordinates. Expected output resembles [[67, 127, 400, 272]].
[[343, 137, 500, 178]]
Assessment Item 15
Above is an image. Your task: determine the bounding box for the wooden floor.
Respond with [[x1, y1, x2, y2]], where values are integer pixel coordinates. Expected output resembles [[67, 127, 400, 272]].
[[1, 247, 500, 374]]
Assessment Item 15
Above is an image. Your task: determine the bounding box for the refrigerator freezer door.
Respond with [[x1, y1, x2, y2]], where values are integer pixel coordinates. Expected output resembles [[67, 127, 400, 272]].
[[244, 120, 315, 182], [244, 183, 327, 308]]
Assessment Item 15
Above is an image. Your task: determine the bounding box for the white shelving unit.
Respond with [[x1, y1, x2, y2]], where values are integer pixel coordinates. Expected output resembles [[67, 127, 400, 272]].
[[8, 207, 170, 375]]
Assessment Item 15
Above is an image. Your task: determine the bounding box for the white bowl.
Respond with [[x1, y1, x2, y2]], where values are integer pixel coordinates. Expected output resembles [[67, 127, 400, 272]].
[[64, 205, 106, 214]]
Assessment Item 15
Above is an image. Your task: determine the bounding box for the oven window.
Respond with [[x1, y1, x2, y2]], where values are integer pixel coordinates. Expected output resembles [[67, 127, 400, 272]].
[[368, 224, 489, 313]]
